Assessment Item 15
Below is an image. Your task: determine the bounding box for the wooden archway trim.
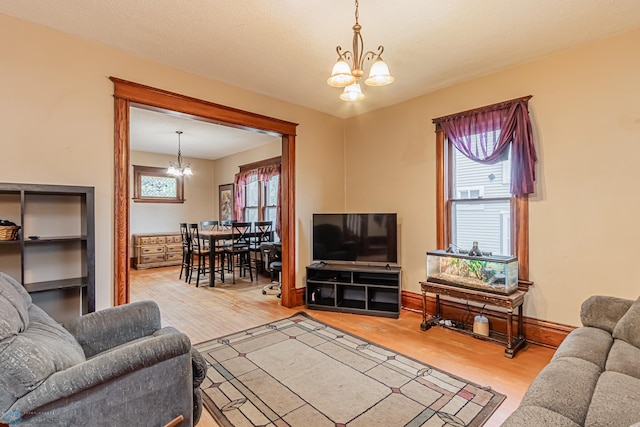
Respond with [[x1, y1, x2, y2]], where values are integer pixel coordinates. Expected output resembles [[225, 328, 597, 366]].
[[111, 77, 298, 308]]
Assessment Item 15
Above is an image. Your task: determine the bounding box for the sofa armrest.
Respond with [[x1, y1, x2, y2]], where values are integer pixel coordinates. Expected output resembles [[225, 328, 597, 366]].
[[580, 295, 634, 333], [9, 329, 191, 416], [64, 300, 162, 358]]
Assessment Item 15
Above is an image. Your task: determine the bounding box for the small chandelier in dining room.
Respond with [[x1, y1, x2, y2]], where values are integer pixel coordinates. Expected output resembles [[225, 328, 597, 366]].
[[167, 131, 193, 176], [327, 0, 394, 101]]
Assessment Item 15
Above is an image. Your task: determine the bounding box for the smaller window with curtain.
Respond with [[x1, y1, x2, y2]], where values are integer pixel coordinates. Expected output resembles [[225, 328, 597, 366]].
[[234, 157, 282, 238]]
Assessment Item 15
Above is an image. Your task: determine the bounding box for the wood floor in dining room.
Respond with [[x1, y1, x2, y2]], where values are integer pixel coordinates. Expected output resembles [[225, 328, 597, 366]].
[[130, 266, 554, 427]]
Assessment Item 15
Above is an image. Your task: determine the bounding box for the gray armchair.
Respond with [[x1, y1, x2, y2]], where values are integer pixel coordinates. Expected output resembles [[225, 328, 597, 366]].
[[0, 272, 205, 427]]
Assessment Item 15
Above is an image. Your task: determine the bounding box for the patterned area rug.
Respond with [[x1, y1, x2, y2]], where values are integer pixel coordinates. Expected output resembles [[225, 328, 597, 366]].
[[195, 312, 505, 427]]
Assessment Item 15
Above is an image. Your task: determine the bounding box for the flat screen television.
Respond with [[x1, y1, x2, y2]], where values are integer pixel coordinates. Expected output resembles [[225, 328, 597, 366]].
[[312, 213, 398, 264]]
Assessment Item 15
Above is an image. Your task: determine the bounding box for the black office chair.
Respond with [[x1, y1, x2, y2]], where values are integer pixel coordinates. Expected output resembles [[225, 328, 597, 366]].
[[223, 221, 254, 284], [260, 242, 282, 298], [250, 221, 273, 274]]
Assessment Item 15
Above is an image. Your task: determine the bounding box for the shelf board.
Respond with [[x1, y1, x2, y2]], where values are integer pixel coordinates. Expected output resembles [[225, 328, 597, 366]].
[[24, 277, 87, 293], [24, 235, 88, 244], [0, 239, 21, 245]]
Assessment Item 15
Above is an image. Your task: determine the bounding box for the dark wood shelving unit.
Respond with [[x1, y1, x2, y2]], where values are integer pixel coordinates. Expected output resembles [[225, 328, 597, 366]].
[[306, 263, 402, 318], [0, 183, 95, 323], [24, 277, 88, 293]]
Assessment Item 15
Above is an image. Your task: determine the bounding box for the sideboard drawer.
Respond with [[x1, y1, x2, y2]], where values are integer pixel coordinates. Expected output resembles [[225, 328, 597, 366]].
[[166, 243, 182, 253], [167, 235, 181, 243], [140, 254, 165, 264], [166, 252, 183, 262], [141, 245, 165, 255]]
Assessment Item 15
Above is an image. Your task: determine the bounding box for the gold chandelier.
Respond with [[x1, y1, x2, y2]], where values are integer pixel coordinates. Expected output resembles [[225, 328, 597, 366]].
[[167, 131, 193, 176], [327, 0, 394, 101]]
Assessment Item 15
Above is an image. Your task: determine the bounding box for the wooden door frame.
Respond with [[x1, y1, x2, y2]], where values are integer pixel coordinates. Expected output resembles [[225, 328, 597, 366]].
[[111, 77, 298, 307]]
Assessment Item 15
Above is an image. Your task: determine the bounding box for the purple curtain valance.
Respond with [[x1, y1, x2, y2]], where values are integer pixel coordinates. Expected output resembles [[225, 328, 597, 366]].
[[433, 97, 537, 196]]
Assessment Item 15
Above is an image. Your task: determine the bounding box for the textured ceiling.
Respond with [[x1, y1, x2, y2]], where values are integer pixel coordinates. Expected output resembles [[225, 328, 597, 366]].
[[3, 0, 640, 155], [130, 107, 279, 160]]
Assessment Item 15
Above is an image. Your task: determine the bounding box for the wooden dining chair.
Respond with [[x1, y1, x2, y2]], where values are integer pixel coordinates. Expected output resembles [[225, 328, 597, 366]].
[[179, 223, 191, 282], [223, 221, 253, 284], [187, 224, 210, 287], [199, 220, 218, 249]]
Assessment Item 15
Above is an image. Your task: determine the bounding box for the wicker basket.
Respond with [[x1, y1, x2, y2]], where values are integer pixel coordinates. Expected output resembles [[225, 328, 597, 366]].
[[0, 225, 20, 241]]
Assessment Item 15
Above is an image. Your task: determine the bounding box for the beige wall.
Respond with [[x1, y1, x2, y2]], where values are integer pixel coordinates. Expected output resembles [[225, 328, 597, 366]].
[[345, 28, 640, 326], [0, 14, 345, 309], [129, 151, 216, 241]]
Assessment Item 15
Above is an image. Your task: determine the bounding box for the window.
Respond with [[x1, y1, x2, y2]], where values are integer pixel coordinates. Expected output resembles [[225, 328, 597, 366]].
[[264, 174, 279, 224], [243, 174, 259, 223], [241, 170, 280, 224], [435, 129, 531, 287], [451, 146, 510, 255], [132, 165, 184, 203], [433, 97, 535, 287], [236, 156, 281, 235]]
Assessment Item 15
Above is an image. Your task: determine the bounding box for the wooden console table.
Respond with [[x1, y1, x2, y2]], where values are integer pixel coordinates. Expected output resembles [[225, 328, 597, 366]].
[[420, 281, 526, 358]]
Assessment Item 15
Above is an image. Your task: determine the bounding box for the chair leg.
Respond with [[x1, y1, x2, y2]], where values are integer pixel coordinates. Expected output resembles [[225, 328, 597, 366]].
[[196, 255, 201, 287]]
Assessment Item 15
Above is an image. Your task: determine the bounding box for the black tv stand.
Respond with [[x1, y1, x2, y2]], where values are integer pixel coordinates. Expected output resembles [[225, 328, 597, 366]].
[[306, 263, 402, 318]]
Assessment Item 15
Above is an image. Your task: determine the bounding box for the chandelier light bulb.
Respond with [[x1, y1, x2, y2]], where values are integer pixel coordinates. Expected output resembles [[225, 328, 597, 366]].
[[365, 58, 394, 86], [328, 59, 356, 87], [340, 82, 365, 102]]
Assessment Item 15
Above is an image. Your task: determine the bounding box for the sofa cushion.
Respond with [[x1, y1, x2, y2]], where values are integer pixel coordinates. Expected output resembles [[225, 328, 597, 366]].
[[520, 357, 601, 426], [0, 272, 32, 340], [501, 405, 581, 427], [584, 371, 640, 427], [612, 296, 640, 348], [606, 339, 640, 380], [552, 326, 613, 370], [581, 295, 634, 333], [0, 304, 85, 413]]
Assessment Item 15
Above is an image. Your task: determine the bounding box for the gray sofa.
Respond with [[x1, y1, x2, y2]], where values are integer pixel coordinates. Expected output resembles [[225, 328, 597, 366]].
[[0, 272, 205, 426], [502, 295, 640, 427]]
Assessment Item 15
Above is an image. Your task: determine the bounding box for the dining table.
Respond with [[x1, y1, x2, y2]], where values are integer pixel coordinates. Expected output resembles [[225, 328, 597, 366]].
[[198, 228, 272, 285]]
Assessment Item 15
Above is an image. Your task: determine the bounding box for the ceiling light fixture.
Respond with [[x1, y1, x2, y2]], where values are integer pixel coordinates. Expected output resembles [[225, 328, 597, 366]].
[[167, 131, 193, 176], [327, 0, 394, 102]]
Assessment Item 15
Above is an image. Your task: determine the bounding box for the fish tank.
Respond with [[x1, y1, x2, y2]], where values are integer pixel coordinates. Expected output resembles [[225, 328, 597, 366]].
[[426, 249, 518, 294]]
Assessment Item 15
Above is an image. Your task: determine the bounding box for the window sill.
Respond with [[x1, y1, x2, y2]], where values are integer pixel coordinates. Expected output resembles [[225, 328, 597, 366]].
[[132, 198, 185, 204]]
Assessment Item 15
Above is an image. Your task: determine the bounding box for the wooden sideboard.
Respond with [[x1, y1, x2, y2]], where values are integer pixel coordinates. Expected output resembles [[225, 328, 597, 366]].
[[133, 232, 182, 270]]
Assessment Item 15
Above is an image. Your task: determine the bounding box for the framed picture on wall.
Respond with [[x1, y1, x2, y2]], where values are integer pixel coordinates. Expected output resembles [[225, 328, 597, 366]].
[[219, 183, 234, 222]]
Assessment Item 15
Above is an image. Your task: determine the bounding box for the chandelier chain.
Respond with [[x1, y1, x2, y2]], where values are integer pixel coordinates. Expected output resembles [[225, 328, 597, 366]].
[[355, 0, 359, 24]]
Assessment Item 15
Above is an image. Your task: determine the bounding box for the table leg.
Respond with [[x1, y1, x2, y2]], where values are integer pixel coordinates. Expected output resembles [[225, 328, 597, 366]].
[[421, 292, 442, 331], [420, 290, 428, 331], [517, 305, 523, 338], [506, 309, 514, 350]]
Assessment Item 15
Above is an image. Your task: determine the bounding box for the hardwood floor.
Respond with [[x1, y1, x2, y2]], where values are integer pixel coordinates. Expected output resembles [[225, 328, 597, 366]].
[[130, 266, 554, 427]]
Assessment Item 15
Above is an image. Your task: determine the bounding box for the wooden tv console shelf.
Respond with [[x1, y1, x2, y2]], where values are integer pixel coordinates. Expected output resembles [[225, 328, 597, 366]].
[[420, 281, 526, 358], [306, 263, 401, 318]]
